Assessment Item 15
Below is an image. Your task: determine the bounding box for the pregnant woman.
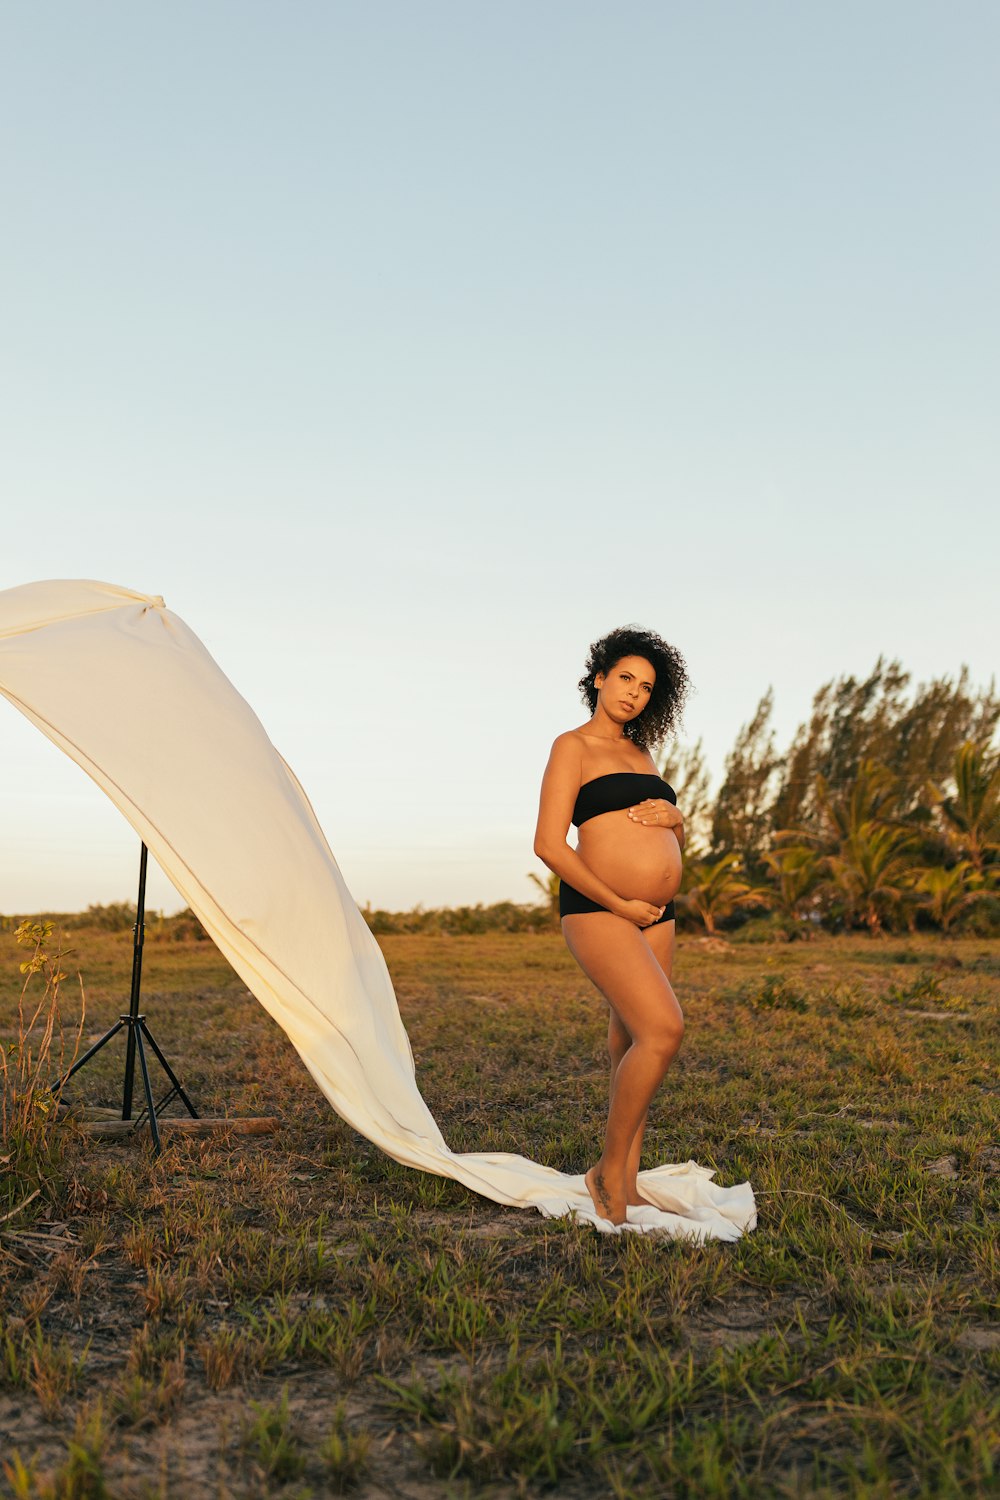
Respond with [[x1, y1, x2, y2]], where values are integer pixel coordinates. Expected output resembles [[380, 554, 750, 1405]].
[[533, 625, 689, 1226]]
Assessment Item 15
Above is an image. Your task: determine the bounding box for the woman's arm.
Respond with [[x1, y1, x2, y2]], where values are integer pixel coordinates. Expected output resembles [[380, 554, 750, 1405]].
[[532, 734, 631, 915]]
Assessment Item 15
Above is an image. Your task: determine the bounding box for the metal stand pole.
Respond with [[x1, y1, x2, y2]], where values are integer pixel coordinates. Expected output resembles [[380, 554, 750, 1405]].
[[54, 842, 199, 1154], [120, 840, 148, 1122]]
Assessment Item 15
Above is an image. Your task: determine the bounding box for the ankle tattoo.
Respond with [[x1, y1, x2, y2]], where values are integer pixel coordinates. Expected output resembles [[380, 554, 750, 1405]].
[[594, 1171, 613, 1214]]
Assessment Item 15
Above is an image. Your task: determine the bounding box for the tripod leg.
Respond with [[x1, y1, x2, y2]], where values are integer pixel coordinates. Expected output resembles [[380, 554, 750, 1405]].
[[55, 1018, 126, 1096], [123, 1021, 137, 1119], [139, 1022, 200, 1119], [132, 1025, 161, 1155]]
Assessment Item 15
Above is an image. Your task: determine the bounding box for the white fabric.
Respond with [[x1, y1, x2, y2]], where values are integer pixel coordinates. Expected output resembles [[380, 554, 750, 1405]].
[[0, 580, 756, 1241]]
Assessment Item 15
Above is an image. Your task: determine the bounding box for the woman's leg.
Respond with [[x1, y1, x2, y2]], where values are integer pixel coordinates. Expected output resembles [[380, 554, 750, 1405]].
[[562, 912, 684, 1223], [608, 919, 676, 1202]]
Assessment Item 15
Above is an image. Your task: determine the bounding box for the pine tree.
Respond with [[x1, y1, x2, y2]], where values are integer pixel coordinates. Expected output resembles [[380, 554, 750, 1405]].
[[710, 689, 781, 879], [658, 736, 712, 856], [770, 659, 999, 838]]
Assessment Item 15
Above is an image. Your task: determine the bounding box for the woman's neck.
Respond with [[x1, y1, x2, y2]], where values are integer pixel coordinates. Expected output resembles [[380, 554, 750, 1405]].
[[587, 707, 625, 740]]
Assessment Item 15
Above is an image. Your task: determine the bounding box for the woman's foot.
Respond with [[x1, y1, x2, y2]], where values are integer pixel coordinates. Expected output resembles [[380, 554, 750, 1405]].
[[627, 1188, 654, 1207], [585, 1165, 627, 1225]]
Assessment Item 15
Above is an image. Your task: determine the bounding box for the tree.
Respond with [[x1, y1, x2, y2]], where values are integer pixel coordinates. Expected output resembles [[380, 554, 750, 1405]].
[[771, 659, 910, 835], [892, 669, 999, 810], [761, 845, 824, 923], [773, 761, 921, 934], [771, 658, 999, 838], [928, 741, 1000, 874], [824, 823, 920, 935], [909, 861, 991, 934], [710, 689, 782, 879], [813, 759, 901, 846], [679, 854, 772, 935], [773, 758, 901, 860], [527, 869, 560, 928], [658, 736, 712, 857]]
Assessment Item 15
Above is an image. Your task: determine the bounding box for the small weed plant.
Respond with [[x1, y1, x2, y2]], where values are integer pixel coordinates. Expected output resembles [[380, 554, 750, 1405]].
[[240, 1384, 307, 1483], [885, 970, 943, 1005], [320, 1402, 373, 1492], [742, 973, 808, 1012]]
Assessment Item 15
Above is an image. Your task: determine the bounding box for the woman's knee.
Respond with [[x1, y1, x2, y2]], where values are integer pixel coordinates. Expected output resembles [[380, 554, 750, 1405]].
[[616, 976, 684, 1056], [645, 1014, 684, 1060]]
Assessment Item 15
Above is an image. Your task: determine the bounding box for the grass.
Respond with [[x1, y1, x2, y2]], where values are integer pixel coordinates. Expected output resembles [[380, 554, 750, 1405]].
[[0, 924, 997, 1497], [1, 922, 87, 1223]]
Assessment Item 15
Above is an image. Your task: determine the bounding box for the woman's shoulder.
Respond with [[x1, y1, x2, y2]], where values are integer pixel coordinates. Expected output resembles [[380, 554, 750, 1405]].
[[545, 729, 600, 785], [549, 728, 586, 761]]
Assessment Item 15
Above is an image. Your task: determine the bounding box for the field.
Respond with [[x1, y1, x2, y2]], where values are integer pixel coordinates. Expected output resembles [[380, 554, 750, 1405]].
[[1, 925, 998, 1498]]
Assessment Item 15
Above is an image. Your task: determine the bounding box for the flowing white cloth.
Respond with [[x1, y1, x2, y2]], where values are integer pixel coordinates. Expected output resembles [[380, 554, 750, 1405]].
[[0, 580, 756, 1241]]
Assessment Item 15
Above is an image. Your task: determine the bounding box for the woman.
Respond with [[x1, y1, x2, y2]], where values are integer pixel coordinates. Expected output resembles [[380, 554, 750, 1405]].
[[533, 625, 689, 1226]]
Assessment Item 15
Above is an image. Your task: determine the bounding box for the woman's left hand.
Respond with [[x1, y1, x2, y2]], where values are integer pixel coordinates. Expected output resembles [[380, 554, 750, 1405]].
[[627, 798, 683, 830]]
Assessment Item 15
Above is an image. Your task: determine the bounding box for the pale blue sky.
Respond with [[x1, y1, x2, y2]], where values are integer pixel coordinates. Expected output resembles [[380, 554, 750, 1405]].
[[1, 2, 997, 914]]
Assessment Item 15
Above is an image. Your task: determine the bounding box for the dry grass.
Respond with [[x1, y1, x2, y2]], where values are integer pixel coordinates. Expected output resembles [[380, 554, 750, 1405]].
[[1, 922, 87, 1224], [0, 925, 997, 1497]]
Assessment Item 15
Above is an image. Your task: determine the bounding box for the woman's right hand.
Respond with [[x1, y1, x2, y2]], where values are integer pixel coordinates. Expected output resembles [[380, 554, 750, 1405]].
[[617, 898, 666, 927]]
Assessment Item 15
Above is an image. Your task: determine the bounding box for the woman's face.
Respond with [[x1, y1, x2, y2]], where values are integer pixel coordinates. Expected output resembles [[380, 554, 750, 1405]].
[[594, 655, 656, 726]]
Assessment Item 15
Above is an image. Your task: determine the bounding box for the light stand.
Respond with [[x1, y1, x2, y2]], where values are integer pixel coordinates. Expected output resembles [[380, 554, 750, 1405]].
[[55, 842, 199, 1154]]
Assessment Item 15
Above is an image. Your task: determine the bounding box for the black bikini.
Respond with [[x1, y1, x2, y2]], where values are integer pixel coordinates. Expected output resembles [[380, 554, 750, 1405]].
[[559, 771, 678, 924]]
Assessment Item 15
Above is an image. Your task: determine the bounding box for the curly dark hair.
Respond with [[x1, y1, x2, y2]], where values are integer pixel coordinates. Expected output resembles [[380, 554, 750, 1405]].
[[577, 625, 690, 751]]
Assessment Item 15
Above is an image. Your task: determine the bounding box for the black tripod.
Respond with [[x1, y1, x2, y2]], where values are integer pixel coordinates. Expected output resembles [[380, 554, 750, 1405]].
[[55, 842, 199, 1153]]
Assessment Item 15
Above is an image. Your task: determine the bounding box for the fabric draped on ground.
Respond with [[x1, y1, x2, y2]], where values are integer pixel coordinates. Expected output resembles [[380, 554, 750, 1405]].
[[0, 580, 756, 1241]]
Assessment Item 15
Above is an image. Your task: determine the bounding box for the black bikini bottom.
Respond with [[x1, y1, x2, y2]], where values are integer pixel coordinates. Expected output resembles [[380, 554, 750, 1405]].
[[559, 879, 675, 925]]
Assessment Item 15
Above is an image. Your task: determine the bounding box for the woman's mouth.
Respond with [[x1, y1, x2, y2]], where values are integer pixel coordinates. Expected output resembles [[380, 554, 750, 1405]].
[[620, 701, 635, 713]]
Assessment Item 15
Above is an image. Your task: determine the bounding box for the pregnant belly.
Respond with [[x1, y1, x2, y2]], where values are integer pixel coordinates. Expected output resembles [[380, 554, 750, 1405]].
[[577, 813, 683, 907]]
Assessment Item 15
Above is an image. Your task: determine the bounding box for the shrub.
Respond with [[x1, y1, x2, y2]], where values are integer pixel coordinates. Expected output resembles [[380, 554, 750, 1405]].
[[66, 903, 137, 932], [151, 908, 211, 942], [730, 912, 810, 944], [361, 901, 552, 936], [955, 893, 1000, 937]]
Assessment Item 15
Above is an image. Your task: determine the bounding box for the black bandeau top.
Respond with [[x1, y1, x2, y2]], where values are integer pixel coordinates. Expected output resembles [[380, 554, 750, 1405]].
[[572, 771, 677, 829]]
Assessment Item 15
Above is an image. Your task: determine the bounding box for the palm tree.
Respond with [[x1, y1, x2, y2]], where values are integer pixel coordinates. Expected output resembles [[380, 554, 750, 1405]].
[[761, 845, 824, 922], [816, 758, 902, 845], [527, 869, 561, 928], [824, 823, 920, 935], [928, 741, 1000, 875], [771, 759, 923, 934], [679, 854, 773, 935], [909, 861, 991, 933]]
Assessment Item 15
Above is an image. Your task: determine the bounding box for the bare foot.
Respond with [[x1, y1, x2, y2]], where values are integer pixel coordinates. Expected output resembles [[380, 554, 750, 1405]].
[[627, 1190, 654, 1208], [585, 1166, 626, 1225]]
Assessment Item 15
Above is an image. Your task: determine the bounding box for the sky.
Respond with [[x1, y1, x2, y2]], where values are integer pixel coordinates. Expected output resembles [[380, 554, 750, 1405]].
[[1, 1, 997, 916]]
